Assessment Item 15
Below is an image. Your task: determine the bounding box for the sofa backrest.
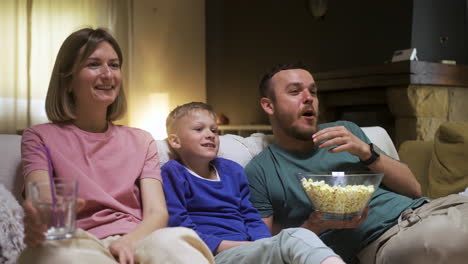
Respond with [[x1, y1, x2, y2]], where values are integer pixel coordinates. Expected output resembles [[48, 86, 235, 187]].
[[156, 126, 399, 167], [1, 126, 397, 202]]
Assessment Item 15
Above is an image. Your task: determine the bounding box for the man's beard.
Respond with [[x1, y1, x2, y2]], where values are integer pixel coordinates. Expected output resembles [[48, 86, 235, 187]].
[[290, 127, 316, 141], [276, 114, 318, 141]]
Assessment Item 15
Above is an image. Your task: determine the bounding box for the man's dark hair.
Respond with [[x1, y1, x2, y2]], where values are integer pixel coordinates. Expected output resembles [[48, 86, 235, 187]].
[[258, 62, 310, 99]]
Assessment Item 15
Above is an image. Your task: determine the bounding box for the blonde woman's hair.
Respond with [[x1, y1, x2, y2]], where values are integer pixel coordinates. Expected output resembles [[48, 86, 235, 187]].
[[45, 27, 126, 123]]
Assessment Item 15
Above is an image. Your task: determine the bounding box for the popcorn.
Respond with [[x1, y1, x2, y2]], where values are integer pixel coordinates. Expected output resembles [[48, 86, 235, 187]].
[[301, 178, 374, 214]]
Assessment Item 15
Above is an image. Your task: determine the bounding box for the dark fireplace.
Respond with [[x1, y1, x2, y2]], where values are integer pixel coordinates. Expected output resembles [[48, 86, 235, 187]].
[[334, 105, 395, 141], [315, 61, 468, 147]]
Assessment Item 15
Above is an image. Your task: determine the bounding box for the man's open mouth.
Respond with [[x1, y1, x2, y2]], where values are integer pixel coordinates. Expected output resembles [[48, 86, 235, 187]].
[[301, 110, 315, 117]]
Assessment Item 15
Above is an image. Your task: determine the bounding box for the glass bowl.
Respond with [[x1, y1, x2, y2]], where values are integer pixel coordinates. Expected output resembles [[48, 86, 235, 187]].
[[297, 171, 383, 220]]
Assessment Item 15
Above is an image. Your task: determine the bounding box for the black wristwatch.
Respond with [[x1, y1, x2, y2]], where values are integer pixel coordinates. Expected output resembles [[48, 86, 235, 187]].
[[360, 143, 380, 166]]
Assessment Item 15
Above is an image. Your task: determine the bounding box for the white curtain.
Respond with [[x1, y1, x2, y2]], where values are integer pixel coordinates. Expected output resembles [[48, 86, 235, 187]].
[[0, 0, 131, 134]]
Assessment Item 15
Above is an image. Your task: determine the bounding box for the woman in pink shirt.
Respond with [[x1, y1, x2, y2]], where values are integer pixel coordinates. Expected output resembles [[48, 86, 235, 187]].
[[18, 28, 214, 264]]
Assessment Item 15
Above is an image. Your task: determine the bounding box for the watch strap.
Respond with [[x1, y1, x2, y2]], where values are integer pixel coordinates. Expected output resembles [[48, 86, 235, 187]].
[[360, 143, 380, 166]]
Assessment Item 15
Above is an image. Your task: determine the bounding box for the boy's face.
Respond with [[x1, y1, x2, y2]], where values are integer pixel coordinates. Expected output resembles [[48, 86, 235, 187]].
[[169, 109, 220, 162]]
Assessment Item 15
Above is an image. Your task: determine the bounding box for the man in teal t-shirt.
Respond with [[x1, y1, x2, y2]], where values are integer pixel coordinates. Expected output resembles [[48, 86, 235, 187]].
[[245, 63, 468, 264]]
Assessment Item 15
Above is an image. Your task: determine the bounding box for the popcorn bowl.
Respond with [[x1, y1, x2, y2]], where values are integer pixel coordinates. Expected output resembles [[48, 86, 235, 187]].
[[297, 171, 383, 221]]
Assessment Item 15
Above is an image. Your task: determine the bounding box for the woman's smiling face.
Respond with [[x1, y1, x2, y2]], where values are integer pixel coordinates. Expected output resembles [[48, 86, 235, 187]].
[[70, 41, 121, 110]]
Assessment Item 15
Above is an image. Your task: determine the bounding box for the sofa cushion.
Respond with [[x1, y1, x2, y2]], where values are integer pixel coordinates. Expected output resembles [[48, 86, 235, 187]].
[[218, 133, 274, 167], [156, 133, 274, 168], [428, 122, 468, 198], [156, 126, 395, 168]]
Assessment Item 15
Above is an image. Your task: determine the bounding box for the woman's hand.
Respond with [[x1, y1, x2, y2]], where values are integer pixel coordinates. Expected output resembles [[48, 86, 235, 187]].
[[23, 198, 86, 247], [109, 237, 136, 264], [109, 179, 166, 263]]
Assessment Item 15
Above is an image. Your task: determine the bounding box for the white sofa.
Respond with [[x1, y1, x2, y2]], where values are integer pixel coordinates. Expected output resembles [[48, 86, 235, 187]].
[[0, 134, 25, 264], [0, 126, 398, 262], [157, 126, 399, 168]]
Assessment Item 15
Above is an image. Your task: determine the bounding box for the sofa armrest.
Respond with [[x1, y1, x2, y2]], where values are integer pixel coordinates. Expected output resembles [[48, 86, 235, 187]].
[[0, 134, 23, 203], [398, 140, 433, 195]]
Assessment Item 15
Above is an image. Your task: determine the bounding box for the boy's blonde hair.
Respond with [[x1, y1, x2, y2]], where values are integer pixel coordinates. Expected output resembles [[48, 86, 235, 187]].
[[166, 102, 216, 134]]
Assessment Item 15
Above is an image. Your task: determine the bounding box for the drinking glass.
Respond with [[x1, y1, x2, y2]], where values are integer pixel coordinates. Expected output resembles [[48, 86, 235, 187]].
[[27, 178, 78, 240]]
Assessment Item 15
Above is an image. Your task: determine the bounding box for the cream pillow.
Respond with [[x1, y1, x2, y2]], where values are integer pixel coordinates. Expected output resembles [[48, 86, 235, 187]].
[[156, 133, 273, 168], [428, 122, 468, 198]]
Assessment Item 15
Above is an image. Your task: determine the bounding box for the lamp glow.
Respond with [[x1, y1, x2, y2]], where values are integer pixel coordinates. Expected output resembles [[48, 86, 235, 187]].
[[134, 93, 169, 140]]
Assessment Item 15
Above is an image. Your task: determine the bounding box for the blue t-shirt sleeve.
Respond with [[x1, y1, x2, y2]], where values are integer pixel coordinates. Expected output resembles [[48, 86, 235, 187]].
[[235, 164, 271, 240], [162, 161, 223, 253]]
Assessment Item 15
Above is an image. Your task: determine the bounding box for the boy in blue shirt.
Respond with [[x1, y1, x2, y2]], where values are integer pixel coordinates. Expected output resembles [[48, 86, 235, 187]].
[[162, 102, 344, 264]]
